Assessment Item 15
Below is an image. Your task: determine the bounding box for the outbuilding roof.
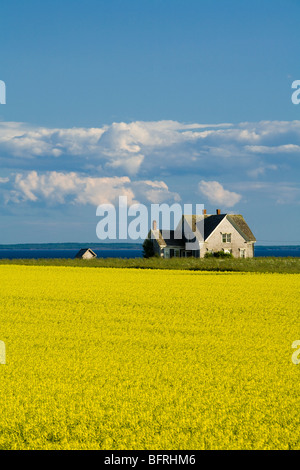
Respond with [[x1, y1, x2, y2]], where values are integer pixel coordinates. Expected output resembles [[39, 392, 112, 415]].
[[75, 248, 97, 258]]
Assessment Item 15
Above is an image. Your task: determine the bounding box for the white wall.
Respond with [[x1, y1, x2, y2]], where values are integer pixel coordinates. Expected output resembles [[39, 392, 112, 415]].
[[201, 217, 254, 258]]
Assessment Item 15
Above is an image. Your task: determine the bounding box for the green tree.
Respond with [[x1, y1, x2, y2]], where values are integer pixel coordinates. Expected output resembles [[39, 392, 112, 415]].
[[142, 238, 155, 258]]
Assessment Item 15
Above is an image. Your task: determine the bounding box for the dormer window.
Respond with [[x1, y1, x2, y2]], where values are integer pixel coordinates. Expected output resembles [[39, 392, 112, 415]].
[[222, 233, 231, 243]]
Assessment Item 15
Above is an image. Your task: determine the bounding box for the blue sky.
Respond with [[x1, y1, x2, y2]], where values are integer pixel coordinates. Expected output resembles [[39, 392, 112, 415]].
[[0, 0, 300, 244]]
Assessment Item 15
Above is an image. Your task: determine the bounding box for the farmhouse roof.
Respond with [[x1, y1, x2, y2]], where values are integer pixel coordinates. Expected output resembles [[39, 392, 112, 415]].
[[148, 229, 185, 248], [181, 213, 226, 239], [203, 214, 227, 239], [151, 213, 256, 244], [147, 229, 166, 248], [161, 230, 185, 247], [226, 215, 256, 242], [185, 213, 256, 242]]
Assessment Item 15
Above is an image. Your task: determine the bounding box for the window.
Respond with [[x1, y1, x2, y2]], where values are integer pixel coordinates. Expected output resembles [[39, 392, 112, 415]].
[[222, 233, 231, 243], [240, 249, 246, 258]]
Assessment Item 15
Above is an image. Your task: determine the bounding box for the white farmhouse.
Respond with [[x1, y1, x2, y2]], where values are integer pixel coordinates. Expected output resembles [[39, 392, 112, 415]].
[[145, 209, 256, 259]]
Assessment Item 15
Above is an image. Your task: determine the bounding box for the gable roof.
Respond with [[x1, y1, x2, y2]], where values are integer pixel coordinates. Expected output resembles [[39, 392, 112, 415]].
[[147, 229, 167, 248], [75, 248, 97, 258], [162, 230, 185, 247], [148, 229, 185, 248], [226, 215, 256, 242], [182, 214, 256, 242], [180, 214, 226, 239], [203, 214, 227, 239], [148, 213, 256, 247]]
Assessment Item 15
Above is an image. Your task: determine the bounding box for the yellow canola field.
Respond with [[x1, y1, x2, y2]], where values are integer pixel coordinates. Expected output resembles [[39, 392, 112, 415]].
[[0, 265, 299, 450]]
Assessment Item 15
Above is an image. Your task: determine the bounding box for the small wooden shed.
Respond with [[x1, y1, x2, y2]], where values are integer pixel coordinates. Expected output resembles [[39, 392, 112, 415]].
[[75, 248, 97, 259]]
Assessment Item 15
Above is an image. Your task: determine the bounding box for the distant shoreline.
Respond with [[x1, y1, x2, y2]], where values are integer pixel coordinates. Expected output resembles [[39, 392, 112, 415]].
[[0, 243, 299, 251], [0, 244, 299, 261], [0, 242, 143, 250]]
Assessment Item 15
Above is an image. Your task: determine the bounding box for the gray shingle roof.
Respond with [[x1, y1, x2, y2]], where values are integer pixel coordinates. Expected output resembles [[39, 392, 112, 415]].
[[203, 214, 227, 239], [188, 214, 256, 242], [226, 215, 256, 242], [148, 229, 185, 247], [161, 230, 185, 247], [149, 213, 256, 246]]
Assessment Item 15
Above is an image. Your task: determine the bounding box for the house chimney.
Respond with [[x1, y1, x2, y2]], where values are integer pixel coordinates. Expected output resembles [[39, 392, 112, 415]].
[[153, 220, 157, 230], [216, 209, 221, 215], [203, 209, 207, 215]]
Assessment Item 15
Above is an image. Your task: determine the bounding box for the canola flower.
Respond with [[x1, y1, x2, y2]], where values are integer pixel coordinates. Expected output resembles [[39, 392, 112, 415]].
[[0, 265, 299, 450]]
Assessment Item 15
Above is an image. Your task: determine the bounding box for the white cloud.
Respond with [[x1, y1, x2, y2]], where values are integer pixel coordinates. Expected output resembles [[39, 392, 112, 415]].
[[132, 180, 181, 204], [0, 121, 300, 175], [105, 154, 145, 175], [1, 119, 300, 210], [8, 171, 180, 206], [245, 144, 300, 154], [198, 180, 242, 207], [0, 177, 9, 183], [247, 164, 277, 178], [2, 119, 299, 178], [232, 181, 300, 205]]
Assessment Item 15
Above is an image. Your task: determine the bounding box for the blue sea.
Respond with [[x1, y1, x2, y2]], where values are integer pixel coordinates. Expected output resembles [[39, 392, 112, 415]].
[[0, 248, 144, 260], [0, 246, 299, 259]]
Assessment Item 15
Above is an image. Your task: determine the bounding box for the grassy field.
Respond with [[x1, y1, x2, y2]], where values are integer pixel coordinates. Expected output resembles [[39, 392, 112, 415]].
[[0, 256, 299, 273], [0, 264, 299, 449]]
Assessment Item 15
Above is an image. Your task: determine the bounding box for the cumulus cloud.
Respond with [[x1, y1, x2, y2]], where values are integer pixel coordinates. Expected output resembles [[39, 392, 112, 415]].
[[232, 181, 300, 205], [198, 180, 242, 207], [132, 180, 181, 204], [106, 154, 145, 175], [247, 164, 277, 178], [1, 119, 299, 179], [0, 177, 9, 183], [12, 171, 134, 205], [7, 171, 180, 206], [1, 119, 300, 209], [245, 144, 300, 154]]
